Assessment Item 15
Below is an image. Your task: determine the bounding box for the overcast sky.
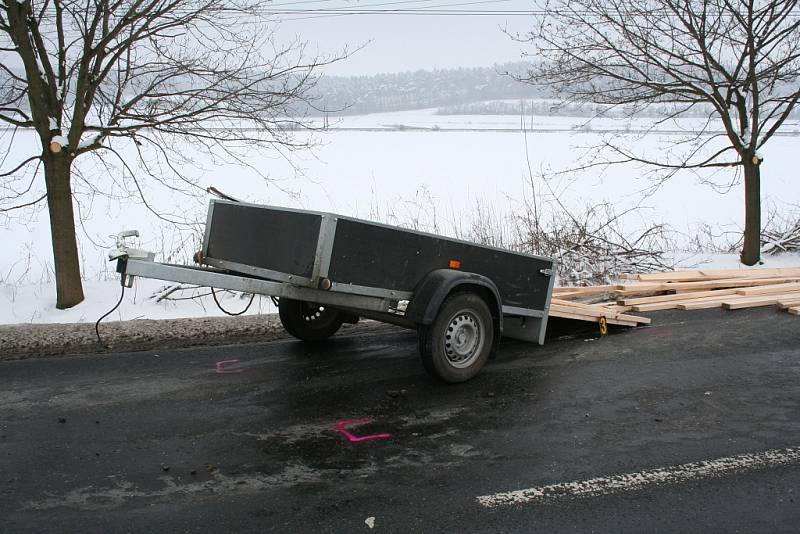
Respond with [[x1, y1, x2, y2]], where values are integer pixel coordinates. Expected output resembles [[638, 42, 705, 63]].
[[274, 0, 535, 76]]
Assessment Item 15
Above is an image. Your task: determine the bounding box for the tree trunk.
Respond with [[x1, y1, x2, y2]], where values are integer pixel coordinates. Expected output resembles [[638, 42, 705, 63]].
[[43, 154, 85, 309], [740, 159, 762, 266]]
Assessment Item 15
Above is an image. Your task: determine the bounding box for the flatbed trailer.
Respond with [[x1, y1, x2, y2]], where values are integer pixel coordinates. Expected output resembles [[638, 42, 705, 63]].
[[113, 200, 557, 382]]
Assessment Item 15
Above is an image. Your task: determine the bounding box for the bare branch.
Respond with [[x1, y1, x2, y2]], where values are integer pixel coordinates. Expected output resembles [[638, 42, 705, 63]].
[[0, 155, 42, 178], [0, 193, 46, 212]]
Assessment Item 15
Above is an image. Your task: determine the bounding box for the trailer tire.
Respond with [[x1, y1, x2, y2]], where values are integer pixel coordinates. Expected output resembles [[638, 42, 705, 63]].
[[419, 292, 494, 383], [278, 298, 344, 342]]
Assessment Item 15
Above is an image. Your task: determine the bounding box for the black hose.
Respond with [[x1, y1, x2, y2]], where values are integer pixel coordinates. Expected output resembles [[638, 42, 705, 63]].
[[95, 282, 126, 347], [211, 287, 255, 316]]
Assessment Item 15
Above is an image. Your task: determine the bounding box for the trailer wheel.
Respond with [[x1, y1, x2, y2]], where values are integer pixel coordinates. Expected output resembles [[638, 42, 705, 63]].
[[278, 298, 344, 342], [419, 292, 494, 383]]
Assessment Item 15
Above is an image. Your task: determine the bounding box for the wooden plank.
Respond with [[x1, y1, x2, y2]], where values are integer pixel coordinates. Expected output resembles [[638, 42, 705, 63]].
[[557, 301, 637, 315], [551, 298, 616, 310], [630, 292, 753, 312], [630, 301, 688, 312], [615, 276, 800, 296], [549, 303, 651, 325], [734, 282, 800, 296], [631, 298, 717, 312], [601, 304, 633, 313], [678, 291, 800, 311], [550, 285, 621, 299], [788, 306, 800, 316], [663, 276, 800, 291], [554, 285, 620, 294], [548, 308, 638, 327], [619, 288, 741, 306], [723, 291, 800, 310], [627, 270, 706, 282], [553, 287, 576, 293], [677, 300, 727, 310], [777, 298, 800, 309], [632, 267, 800, 282]]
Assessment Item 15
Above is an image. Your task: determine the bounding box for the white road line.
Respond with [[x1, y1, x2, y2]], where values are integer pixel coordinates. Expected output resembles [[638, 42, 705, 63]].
[[477, 446, 800, 508]]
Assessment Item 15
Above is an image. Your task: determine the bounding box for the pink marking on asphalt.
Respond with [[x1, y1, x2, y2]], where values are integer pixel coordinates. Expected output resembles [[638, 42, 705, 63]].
[[335, 419, 392, 442], [215, 359, 243, 374]]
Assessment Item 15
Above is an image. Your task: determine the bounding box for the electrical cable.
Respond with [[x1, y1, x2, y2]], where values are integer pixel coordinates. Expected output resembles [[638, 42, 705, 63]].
[[211, 287, 256, 316], [95, 279, 126, 347]]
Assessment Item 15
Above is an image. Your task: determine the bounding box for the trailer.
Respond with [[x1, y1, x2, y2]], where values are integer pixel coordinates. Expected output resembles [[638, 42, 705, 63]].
[[112, 200, 557, 383]]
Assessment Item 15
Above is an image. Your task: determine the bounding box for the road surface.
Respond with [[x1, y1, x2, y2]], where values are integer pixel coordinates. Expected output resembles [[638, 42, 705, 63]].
[[2, 307, 799, 532]]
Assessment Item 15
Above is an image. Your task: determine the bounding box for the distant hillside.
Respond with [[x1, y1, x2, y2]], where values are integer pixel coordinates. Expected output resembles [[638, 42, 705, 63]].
[[309, 62, 543, 116]]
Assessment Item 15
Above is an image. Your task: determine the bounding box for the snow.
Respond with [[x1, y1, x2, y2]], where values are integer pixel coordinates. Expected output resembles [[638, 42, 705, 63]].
[[0, 278, 275, 325], [48, 117, 58, 130], [77, 134, 101, 149], [2, 108, 800, 324], [50, 134, 68, 147]]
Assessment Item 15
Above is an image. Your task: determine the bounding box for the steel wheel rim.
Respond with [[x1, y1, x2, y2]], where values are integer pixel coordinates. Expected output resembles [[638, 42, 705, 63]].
[[443, 311, 483, 368]]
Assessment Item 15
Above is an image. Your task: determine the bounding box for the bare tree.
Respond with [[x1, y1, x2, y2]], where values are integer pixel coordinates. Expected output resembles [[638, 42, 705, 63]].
[[518, 0, 800, 265], [1, 0, 336, 308]]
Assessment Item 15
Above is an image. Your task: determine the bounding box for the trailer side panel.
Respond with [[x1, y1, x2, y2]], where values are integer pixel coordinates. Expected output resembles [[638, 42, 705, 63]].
[[205, 202, 321, 279], [327, 219, 553, 310]]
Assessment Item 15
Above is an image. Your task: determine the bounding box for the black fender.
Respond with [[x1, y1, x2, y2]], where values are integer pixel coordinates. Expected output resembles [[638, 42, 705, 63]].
[[405, 269, 503, 354]]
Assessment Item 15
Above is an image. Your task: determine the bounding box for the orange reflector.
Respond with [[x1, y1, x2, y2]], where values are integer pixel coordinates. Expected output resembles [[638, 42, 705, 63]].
[[449, 260, 461, 269]]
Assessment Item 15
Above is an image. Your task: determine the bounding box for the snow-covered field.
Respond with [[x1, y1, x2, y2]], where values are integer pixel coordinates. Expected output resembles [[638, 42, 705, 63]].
[[2, 108, 799, 324]]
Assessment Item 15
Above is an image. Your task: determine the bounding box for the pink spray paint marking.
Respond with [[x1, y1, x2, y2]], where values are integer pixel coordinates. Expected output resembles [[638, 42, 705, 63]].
[[335, 419, 392, 443], [215, 359, 243, 374]]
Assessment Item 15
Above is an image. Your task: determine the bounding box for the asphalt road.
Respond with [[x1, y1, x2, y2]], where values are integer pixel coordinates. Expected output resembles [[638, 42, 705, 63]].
[[2, 307, 800, 533]]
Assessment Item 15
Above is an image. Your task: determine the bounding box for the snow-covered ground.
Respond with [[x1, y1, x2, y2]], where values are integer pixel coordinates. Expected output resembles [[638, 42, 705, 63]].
[[2, 108, 799, 324], [1, 278, 276, 325]]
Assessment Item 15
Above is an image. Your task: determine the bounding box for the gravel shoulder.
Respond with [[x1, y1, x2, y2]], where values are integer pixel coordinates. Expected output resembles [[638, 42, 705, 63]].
[[0, 314, 378, 361]]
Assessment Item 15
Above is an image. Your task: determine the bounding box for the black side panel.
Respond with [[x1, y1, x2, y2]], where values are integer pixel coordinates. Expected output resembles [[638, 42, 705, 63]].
[[328, 219, 552, 310], [205, 202, 321, 279]]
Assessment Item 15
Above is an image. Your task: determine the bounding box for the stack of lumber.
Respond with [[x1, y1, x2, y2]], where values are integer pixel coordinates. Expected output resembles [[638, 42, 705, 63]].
[[550, 267, 800, 327]]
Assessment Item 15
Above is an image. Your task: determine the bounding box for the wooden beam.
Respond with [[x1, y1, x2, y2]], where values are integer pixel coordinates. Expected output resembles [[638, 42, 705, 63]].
[[615, 276, 800, 297], [678, 291, 800, 311], [630, 291, 763, 312], [630, 267, 800, 282], [551, 285, 621, 299], [777, 298, 800, 309], [619, 288, 741, 306], [554, 285, 620, 294], [549, 302, 651, 325], [631, 297, 723, 312], [723, 291, 800, 310], [734, 282, 800, 296], [677, 300, 726, 310], [548, 308, 638, 327]]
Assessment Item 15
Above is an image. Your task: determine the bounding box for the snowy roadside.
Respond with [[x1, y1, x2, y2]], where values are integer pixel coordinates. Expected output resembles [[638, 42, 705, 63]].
[[0, 279, 380, 359], [0, 313, 286, 361], [0, 278, 291, 359], [0, 312, 384, 361]]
